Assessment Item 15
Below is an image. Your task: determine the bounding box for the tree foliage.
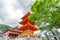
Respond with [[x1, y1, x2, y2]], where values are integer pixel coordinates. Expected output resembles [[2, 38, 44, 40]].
[[0, 24, 11, 32], [28, 0, 60, 30]]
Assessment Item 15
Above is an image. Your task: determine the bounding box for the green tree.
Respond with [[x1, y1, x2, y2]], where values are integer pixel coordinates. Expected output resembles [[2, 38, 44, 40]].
[[28, 0, 60, 31], [0, 24, 11, 32]]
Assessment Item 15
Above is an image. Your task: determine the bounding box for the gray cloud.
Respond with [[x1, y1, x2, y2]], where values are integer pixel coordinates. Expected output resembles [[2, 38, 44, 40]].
[[0, 0, 9, 24]]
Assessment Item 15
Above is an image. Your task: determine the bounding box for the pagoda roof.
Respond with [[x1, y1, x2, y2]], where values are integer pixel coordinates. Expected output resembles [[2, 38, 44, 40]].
[[17, 23, 39, 31], [4, 28, 22, 34], [21, 12, 30, 20], [19, 18, 35, 25]]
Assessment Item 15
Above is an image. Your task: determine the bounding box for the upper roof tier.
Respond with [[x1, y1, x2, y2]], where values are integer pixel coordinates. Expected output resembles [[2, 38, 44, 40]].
[[19, 18, 35, 25], [21, 12, 30, 20]]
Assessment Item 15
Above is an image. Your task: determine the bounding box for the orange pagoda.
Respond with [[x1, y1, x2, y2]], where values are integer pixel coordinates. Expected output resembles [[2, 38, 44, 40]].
[[17, 12, 39, 37]]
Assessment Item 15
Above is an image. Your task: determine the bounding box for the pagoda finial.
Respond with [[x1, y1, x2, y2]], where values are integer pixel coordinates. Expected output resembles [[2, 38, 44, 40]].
[[21, 12, 30, 20]]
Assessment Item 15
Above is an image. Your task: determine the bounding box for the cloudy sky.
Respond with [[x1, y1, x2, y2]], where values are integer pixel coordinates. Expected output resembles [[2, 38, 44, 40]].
[[0, 0, 34, 27]]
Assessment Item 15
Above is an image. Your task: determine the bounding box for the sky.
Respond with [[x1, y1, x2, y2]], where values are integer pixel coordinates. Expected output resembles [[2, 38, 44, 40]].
[[0, 0, 34, 27]]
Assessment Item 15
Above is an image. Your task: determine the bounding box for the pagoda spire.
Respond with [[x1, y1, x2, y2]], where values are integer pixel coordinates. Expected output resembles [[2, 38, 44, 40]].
[[19, 12, 35, 25], [21, 12, 30, 20]]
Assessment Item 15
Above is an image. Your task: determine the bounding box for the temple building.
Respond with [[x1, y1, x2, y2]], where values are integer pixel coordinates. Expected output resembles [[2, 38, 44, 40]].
[[17, 12, 39, 38], [4, 26, 22, 38]]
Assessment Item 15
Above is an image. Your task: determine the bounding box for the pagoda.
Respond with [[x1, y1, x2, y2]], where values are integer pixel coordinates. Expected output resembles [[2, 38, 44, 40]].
[[17, 12, 39, 37]]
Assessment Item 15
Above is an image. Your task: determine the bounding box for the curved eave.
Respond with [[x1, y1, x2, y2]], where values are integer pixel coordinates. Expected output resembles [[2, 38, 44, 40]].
[[17, 23, 39, 31]]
